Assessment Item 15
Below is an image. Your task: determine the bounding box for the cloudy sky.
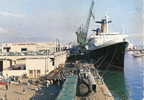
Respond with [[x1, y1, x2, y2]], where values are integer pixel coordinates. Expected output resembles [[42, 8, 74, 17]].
[[0, 0, 143, 43]]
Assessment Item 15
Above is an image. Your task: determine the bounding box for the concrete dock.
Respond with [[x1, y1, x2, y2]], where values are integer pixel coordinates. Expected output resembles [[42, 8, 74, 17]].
[[0, 83, 37, 100], [76, 78, 114, 100], [55, 63, 115, 100], [0, 62, 115, 100]]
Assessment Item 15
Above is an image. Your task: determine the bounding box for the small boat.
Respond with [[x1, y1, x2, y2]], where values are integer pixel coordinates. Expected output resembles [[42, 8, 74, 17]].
[[132, 50, 144, 57]]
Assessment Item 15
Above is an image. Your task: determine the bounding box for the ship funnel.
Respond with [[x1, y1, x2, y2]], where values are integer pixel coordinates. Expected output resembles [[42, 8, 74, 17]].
[[96, 16, 112, 33]]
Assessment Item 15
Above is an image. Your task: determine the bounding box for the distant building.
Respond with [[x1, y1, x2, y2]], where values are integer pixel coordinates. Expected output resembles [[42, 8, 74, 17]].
[[0, 42, 67, 78], [26, 57, 54, 78], [0, 42, 67, 54]]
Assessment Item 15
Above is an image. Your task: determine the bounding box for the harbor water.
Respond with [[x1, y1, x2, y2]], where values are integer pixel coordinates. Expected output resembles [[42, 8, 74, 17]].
[[103, 37, 144, 100], [125, 36, 144, 100], [102, 52, 144, 100], [125, 53, 144, 100]]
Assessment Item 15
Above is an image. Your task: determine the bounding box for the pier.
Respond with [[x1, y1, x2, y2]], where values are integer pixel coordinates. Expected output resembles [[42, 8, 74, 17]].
[[0, 82, 37, 100], [54, 63, 114, 100], [0, 42, 116, 100]]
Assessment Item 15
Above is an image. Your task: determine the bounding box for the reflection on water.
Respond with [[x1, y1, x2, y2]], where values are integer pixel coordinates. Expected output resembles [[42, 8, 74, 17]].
[[103, 52, 144, 100], [124, 53, 144, 100], [103, 70, 128, 100]]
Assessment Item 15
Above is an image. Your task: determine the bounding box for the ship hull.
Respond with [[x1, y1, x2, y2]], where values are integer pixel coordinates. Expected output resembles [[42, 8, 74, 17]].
[[68, 41, 128, 71]]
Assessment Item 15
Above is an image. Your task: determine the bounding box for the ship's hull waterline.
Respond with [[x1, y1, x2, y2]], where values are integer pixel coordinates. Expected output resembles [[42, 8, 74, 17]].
[[68, 42, 128, 71]]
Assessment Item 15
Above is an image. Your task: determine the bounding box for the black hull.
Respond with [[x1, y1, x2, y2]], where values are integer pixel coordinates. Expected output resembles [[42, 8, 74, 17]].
[[67, 42, 128, 71]]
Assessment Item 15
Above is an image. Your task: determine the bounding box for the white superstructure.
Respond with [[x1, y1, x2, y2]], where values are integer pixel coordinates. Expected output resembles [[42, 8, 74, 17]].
[[86, 32, 128, 50], [85, 15, 128, 50]]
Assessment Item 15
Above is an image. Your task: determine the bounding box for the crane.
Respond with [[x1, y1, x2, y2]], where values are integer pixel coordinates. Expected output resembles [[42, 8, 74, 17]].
[[76, 0, 95, 50]]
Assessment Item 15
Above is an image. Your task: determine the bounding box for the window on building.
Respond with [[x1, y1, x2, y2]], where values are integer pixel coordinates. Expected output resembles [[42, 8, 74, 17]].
[[50, 58, 55, 66], [37, 70, 40, 74], [3, 47, 11, 52], [29, 70, 33, 74], [21, 48, 27, 52]]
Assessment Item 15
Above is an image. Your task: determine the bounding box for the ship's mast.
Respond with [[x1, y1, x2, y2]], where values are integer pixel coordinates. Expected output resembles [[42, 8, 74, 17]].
[[105, 16, 109, 33]]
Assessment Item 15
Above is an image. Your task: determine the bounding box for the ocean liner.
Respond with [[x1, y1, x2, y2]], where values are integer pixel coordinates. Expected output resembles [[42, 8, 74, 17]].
[[68, 1, 128, 70]]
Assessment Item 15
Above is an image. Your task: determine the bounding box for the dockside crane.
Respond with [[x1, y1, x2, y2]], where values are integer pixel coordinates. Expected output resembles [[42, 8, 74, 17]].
[[76, 0, 95, 50]]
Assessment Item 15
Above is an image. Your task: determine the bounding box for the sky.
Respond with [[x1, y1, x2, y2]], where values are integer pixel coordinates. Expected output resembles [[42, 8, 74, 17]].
[[0, 0, 143, 43]]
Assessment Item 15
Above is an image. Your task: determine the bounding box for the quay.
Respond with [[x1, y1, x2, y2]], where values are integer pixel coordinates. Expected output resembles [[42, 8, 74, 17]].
[[0, 64, 114, 100], [0, 82, 37, 100], [0, 42, 115, 100], [76, 75, 114, 100], [54, 63, 114, 100]]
